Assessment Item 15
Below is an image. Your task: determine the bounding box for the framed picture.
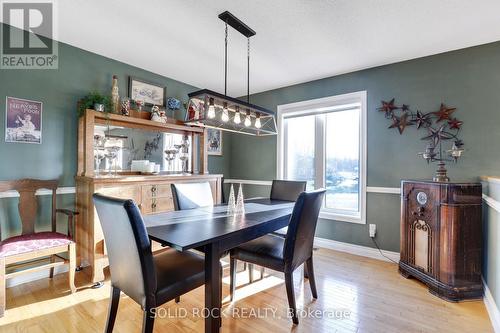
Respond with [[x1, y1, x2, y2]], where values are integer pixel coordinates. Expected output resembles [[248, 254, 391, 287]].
[[207, 128, 222, 156], [128, 77, 166, 106], [5, 96, 43, 144]]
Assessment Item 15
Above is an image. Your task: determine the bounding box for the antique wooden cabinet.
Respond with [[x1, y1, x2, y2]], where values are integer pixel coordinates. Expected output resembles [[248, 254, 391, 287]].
[[399, 180, 483, 301], [75, 109, 223, 283]]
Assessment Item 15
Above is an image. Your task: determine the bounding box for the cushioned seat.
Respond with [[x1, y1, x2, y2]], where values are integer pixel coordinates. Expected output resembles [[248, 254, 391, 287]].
[[272, 227, 288, 236], [0, 231, 73, 257], [231, 234, 285, 272], [153, 248, 205, 305]]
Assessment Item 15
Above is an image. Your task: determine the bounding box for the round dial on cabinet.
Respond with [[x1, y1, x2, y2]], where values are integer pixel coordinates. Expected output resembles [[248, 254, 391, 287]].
[[416, 191, 428, 205]]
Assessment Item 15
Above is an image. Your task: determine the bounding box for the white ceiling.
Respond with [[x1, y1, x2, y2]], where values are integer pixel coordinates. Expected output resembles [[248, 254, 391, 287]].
[[54, 0, 500, 96]]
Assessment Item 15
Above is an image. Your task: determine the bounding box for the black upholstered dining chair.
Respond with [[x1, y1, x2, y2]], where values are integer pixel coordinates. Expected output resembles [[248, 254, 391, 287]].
[[248, 180, 307, 283], [270, 180, 307, 237], [171, 182, 214, 210], [229, 189, 326, 325], [93, 194, 211, 333]]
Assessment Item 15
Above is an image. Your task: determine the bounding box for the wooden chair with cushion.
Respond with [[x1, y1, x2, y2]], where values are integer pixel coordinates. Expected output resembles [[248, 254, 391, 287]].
[[93, 193, 213, 332], [229, 189, 326, 324], [0, 179, 78, 317]]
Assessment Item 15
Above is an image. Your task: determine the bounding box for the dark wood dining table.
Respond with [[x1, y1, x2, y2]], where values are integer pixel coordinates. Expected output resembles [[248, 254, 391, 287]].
[[144, 198, 295, 333]]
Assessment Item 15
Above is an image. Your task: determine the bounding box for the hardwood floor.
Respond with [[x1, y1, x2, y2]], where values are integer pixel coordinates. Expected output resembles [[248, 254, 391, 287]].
[[0, 248, 492, 332]]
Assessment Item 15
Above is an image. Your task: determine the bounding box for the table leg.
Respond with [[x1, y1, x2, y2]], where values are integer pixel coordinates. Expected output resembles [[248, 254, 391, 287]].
[[204, 242, 221, 333]]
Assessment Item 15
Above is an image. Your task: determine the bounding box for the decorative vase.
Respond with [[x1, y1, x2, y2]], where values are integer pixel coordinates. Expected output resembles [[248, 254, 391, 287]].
[[120, 97, 130, 116], [111, 75, 120, 114], [94, 103, 105, 112]]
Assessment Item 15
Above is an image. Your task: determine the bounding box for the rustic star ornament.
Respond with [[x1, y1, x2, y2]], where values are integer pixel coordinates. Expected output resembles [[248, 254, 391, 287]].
[[421, 124, 455, 145], [389, 113, 412, 134], [433, 103, 456, 122], [377, 98, 398, 118], [448, 118, 463, 130], [414, 110, 432, 129]]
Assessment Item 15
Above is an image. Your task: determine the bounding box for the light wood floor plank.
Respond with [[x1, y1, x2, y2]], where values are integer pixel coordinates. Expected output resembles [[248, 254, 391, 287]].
[[0, 248, 492, 332]]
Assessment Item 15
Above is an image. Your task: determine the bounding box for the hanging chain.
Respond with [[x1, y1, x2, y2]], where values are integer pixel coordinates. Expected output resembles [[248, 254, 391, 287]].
[[224, 22, 228, 96], [247, 37, 250, 103]]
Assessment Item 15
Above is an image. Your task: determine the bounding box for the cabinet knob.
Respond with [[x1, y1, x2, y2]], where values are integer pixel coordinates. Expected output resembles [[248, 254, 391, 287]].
[[151, 186, 157, 193], [412, 206, 425, 217]]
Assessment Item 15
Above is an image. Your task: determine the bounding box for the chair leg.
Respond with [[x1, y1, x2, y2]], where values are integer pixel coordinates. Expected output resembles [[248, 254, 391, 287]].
[[49, 255, 55, 278], [105, 286, 121, 333], [306, 257, 318, 299], [248, 263, 254, 283], [284, 272, 299, 325], [68, 243, 77, 293], [0, 257, 5, 318], [142, 308, 155, 333], [175, 296, 180, 303], [260, 266, 265, 279], [229, 257, 237, 302]]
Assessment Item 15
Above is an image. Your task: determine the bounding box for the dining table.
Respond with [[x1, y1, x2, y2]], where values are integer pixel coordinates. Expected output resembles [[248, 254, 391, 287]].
[[144, 198, 295, 333]]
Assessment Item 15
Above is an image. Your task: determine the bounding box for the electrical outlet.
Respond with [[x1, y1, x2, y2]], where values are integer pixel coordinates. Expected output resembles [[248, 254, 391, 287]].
[[369, 224, 376, 238]]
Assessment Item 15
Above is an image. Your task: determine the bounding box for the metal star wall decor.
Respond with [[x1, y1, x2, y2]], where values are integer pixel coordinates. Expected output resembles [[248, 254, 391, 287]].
[[377, 98, 398, 118], [376, 99, 465, 182], [389, 113, 412, 134], [433, 103, 456, 122], [414, 110, 432, 129]]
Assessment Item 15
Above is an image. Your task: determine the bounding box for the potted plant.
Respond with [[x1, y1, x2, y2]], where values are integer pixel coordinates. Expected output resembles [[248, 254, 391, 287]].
[[78, 92, 113, 117]]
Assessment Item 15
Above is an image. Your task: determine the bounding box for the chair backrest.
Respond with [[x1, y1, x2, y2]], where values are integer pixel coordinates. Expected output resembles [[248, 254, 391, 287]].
[[171, 182, 214, 210], [270, 180, 307, 202], [93, 194, 156, 308], [283, 189, 326, 271], [0, 179, 58, 238]]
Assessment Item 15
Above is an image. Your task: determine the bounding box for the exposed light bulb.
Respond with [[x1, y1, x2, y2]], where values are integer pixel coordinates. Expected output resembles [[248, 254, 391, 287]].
[[221, 102, 229, 122], [244, 109, 251, 127], [234, 106, 241, 124], [207, 97, 215, 119], [255, 113, 261, 129]]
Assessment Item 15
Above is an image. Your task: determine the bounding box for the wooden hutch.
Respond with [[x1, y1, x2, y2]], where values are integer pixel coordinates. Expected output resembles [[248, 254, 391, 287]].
[[76, 110, 222, 283]]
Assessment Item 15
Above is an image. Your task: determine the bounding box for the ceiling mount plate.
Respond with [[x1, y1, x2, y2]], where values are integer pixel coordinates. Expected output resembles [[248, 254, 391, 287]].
[[218, 11, 256, 37]]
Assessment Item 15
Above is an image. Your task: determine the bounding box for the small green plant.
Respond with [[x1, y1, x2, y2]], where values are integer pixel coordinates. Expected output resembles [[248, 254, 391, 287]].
[[78, 91, 113, 117]]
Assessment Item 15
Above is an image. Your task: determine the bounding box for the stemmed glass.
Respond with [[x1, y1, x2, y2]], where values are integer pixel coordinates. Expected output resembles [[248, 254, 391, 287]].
[[104, 146, 120, 176], [93, 134, 106, 176], [164, 148, 178, 172]]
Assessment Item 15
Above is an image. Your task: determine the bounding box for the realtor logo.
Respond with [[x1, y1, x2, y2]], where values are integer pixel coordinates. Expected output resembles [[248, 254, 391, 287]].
[[1, 1, 58, 69]]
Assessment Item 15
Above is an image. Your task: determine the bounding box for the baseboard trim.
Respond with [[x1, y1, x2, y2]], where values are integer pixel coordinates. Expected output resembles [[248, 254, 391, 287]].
[[484, 277, 500, 333], [314, 237, 400, 263], [6, 265, 69, 288]]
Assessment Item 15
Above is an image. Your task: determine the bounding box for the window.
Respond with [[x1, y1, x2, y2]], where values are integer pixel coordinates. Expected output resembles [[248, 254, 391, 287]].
[[277, 91, 367, 224]]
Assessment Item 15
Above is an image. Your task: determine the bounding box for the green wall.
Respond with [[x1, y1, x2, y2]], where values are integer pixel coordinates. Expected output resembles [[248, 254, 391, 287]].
[[0, 24, 229, 235], [229, 41, 500, 253]]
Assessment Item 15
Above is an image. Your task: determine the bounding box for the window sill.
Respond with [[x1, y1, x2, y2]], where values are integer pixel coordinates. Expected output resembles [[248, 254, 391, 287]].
[[319, 210, 365, 224]]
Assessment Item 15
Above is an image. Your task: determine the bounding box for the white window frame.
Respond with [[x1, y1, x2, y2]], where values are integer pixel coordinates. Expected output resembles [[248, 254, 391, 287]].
[[277, 91, 367, 224]]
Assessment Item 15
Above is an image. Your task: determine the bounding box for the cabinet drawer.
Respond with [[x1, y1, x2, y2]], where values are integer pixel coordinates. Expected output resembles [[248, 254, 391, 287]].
[[96, 185, 140, 201], [142, 184, 172, 199], [141, 197, 175, 214]]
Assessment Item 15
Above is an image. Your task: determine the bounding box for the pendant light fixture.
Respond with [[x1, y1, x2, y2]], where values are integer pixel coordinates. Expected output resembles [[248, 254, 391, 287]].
[[185, 11, 277, 136]]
